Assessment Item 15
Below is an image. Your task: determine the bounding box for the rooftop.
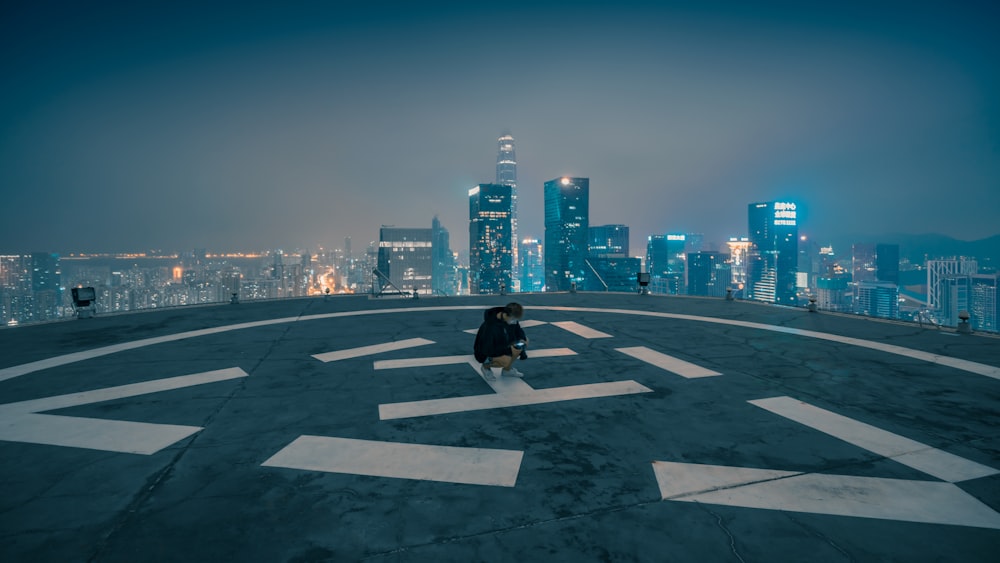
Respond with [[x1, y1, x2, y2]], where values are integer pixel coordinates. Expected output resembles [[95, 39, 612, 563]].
[[1, 293, 998, 561]]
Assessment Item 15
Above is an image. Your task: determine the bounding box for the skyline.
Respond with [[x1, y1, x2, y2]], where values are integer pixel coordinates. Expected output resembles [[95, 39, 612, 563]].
[[2, 1, 998, 254]]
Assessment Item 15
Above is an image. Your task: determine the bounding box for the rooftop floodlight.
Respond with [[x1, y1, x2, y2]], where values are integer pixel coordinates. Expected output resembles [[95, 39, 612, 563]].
[[71, 287, 96, 319]]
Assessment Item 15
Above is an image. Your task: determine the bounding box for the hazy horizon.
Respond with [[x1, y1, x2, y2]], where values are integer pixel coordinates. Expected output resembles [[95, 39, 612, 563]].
[[3, 1, 998, 255]]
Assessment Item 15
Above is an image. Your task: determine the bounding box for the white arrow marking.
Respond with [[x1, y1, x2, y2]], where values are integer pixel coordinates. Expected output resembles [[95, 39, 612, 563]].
[[652, 461, 1000, 530], [0, 367, 248, 454], [749, 396, 998, 483], [550, 321, 613, 339], [616, 346, 721, 378], [312, 338, 435, 363], [263, 436, 523, 487]]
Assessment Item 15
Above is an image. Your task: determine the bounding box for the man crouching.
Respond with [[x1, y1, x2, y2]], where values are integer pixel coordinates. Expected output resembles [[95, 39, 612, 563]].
[[474, 302, 529, 380]]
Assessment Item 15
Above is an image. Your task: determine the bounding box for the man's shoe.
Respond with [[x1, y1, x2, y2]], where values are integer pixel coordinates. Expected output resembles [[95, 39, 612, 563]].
[[502, 367, 525, 378], [480, 363, 496, 380]]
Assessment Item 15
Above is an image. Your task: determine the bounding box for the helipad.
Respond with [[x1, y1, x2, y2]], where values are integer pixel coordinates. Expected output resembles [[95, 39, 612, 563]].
[[1, 293, 997, 561]]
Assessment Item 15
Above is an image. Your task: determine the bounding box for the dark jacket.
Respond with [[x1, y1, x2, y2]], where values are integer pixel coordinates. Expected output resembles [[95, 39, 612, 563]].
[[473, 306, 527, 363]]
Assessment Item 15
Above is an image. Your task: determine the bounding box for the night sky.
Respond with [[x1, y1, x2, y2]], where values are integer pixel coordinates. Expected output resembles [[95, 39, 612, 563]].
[[2, 1, 998, 255]]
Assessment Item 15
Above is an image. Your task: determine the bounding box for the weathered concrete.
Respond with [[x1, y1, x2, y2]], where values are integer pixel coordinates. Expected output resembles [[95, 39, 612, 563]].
[[1, 293, 998, 561]]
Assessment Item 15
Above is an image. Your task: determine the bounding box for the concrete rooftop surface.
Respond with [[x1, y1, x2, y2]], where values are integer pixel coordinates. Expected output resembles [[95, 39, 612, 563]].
[[1, 293, 998, 562]]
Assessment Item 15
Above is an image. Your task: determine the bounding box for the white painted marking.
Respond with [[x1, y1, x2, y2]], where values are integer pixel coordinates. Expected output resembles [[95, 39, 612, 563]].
[[374, 348, 577, 370], [463, 319, 548, 334], [467, 360, 535, 394], [550, 321, 613, 339], [312, 338, 434, 363], [616, 346, 721, 378], [379, 380, 653, 420], [0, 367, 248, 454], [750, 396, 998, 483], [262, 435, 523, 487], [652, 461, 1000, 530], [3, 305, 996, 382], [0, 414, 202, 455]]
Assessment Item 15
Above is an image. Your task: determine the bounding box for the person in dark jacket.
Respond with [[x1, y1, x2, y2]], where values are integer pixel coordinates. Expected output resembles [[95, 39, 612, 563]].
[[473, 302, 529, 380]]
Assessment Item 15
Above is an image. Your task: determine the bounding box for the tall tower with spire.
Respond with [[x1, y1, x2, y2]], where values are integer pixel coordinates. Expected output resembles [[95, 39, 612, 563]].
[[496, 132, 519, 290]]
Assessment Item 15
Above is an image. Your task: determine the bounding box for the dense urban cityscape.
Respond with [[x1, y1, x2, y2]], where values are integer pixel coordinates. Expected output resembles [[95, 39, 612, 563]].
[[2, 132, 997, 333]]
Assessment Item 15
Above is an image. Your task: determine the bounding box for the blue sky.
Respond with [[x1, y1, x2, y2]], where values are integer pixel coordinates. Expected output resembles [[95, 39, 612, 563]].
[[1, 1, 997, 254]]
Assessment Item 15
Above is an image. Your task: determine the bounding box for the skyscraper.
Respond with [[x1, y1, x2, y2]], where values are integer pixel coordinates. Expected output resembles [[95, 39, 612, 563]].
[[31, 252, 62, 321], [875, 243, 900, 285], [927, 259, 978, 309], [854, 281, 900, 319], [469, 183, 513, 294], [852, 243, 877, 284], [519, 237, 544, 293], [687, 251, 730, 298], [432, 216, 456, 296], [377, 226, 434, 295], [496, 133, 518, 290], [970, 274, 998, 332], [645, 233, 686, 294], [747, 201, 799, 305], [544, 177, 589, 292], [589, 225, 629, 258]]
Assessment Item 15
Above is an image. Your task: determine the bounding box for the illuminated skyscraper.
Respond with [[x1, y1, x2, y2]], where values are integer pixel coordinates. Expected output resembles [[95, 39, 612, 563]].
[[496, 133, 518, 290], [747, 201, 799, 305], [432, 216, 456, 295], [544, 177, 589, 292], [31, 252, 62, 321], [589, 225, 629, 258], [377, 227, 434, 295], [519, 237, 544, 292], [687, 251, 730, 297], [726, 237, 752, 294], [469, 183, 513, 294], [646, 233, 686, 294]]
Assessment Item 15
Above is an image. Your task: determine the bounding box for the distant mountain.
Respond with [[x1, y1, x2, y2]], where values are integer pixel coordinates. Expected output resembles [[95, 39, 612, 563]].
[[826, 233, 1000, 269]]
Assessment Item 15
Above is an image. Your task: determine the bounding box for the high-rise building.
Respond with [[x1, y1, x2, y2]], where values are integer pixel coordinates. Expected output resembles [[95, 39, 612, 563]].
[[875, 243, 900, 285], [927, 259, 978, 309], [469, 183, 513, 294], [747, 201, 799, 305], [970, 274, 998, 332], [377, 226, 434, 295], [431, 216, 456, 296], [726, 237, 752, 296], [646, 233, 686, 294], [544, 177, 589, 292], [589, 225, 629, 258], [855, 281, 900, 319], [31, 252, 62, 321], [816, 277, 851, 312], [687, 251, 731, 298], [496, 133, 518, 290], [852, 243, 877, 284], [519, 238, 544, 292]]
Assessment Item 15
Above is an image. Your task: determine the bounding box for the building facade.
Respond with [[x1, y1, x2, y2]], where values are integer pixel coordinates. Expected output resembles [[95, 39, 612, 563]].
[[519, 238, 544, 293], [544, 177, 590, 292], [927, 259, 978, 309], [377, 227, 434, 295], [469, 183, 513, 294], [589, 225, 629, 258], [747, 201, 798, 305], [496, 133, 518, 290], [854, 281, 900, 319], [687, 251, 731, 298]]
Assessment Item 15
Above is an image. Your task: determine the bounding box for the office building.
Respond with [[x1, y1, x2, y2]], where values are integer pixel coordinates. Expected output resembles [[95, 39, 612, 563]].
[[519, 238, 544, 292], [970, 274, 998, 332], [432, 216, 456, 295], [469, 183, 514, 294], [544, 177, 589, 292], [646, 234, 687, 294], [855, 281, 899, 319], [816, 277, 851, 312], [927, 259, 978, 309], [725, 237, 752, 295], [875, 244, 900, 285], [589, 225, 629, 258], [496, 133, 519, 290], [747, 201, 799, 305], [31, 252, 62, 321], [687, 251, 731, 298], [377, 226, 434, 295], [852, 243, 877, 284]]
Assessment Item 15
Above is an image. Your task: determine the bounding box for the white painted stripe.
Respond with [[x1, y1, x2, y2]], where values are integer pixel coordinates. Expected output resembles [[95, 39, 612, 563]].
[[379, 380, 653, 420], [374, 348, 577, 371], [463, 319, 548, 334], [467, 360, 535, 394], [616, 346, 721, 378], [0, 367, 249, 415], [750, 396, 998, 483], [3, 305, 996, 382], [262, 435, 523, 487], [0, 413, 202, 455], [312, 338, 434, 363], [652, 461, 1000, 530], [550, 321, 613, 339]]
